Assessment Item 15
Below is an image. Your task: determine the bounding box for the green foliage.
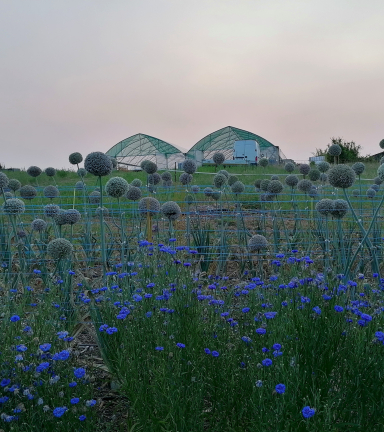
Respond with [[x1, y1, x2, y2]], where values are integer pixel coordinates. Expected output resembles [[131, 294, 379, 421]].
[[315, 137, 362, 163]]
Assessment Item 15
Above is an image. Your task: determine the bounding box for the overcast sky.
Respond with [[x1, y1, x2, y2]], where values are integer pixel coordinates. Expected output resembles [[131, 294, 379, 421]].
[[1, 0, 384, 169]]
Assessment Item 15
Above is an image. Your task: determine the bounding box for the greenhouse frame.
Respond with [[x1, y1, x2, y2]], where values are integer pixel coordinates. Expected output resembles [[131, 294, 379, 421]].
[[105, 133, 185, 169]]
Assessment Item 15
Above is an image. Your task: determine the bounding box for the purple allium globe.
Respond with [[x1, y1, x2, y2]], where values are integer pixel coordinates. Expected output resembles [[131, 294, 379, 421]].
[[138, 197, 160, 217], [126, 186, 142, 201], [228, 175, 239, 186], [179, 173, 193, 185], [84, 152, 113, 177], [248, 234, 268, 252], [45, 167, 56, 177], [43, 185, 60, 199], [352, 189, 359, 197], [231, 181, 245, 195], [328, 143, 342, 157], [371, 184, 380, 192], [31, 219, 47, 232], [131, 178, 142, 188], [44, 204, 60, 218], [8, 179, 21, 192], [260, 179, 271, 191], [191, 185, 200, 194], [20, 185, 37, 200], [53, 210, 68, 226], [259, 158, 268, 168], [47, 238, 73, 260], [318, 161, 330, 173], [328, 165, 356, 189], [2, 198, 25, 215], [331, 199, 348, 219], [212, 152, 225, 166], [77, 168, 87, 178], [204, 187, 213, 197], [27, 166, 42, 178], [69, 152, 83, 165], [64, 209, 81, 225], [148, 173, 161, 185], [352, 162, 365, 176], [366, 188, 376, 199], [161, 171, 172, 182], [161, 201, 181, 221], [315, 199, 334, 217], [89, 191, 101, 204], [95, 206, 109, 217], [267, 180, 283, 195], [374, 176, 383, 185], [379, 139, 384, 149], [285, 175, 299, 188], [271, 175, 279, 181], [143, 161, 157, 174], [284, 162, 295, 173], [308, 169, 320, 182], [299, 164, 310, 176], [213, 173, 227, 189], [297, 179, 313, 193], [218, 169, 229, 178], [4, 192, 13, 200], [105, 177, 129, 198], [183, 159, 197, 175], [0, 172, 9, 189]]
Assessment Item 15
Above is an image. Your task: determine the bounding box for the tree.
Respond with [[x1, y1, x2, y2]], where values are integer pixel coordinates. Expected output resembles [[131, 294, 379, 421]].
[[313, 137, 361, 163]]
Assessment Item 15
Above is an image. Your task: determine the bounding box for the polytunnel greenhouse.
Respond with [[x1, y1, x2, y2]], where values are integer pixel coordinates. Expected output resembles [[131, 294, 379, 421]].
[[105, 133, 185, 170], [186, 126, 285, 165]]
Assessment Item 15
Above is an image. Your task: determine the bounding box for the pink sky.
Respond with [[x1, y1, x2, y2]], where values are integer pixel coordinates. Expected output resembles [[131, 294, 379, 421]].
[[1, 0, 384, 168]]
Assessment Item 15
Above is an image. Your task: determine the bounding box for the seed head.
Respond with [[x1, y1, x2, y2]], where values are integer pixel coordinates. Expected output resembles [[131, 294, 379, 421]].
[[0, 172, 9, 189], [328, 165, 356, 189], [44, 204, 60, 218], [183, 159, 197, 174], [2, 198, 25, 215], [351, 162, 365, 176], [27, 166, 42, 178], [213, 173, 227, 188], [161, 201, 181, 221], [316, 199, 334, 217], [231, 181, 245, 195], [328, 143, 342, 157], [126, 186, 142, 201], [212, 152, 225, 166], [248, 234, 268, 252], [47, 238, 73, 260], [69, 152, 83, 165], [260, 179, 270, 191], [43, 185, 60, 199], [89, 191, 101, 204], [318, 161, 330, 173], [138, 197, 160, 216], [8, 179, 21, 192], [105, 177, 129, 198], [259, 158, 268, 168], [308, 169, 320, 182], [84, 152, 113, 177], [331, 199, 348, 219], [161, 171, 172, 182], [299, 164, 310, 176], [228, 175, 238, 186], [143, 161, 157, 174], [131, 178, 142, 188], [284, 162, 295, 173], [45, 167, 56, 177], [267, 180, 283, 195], [31, 219, 47, 232], [297, 179, 313, 193], [20, 185, 37, 200]]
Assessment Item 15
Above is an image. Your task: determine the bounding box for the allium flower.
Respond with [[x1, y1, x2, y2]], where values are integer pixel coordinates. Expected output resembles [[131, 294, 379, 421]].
[[47, 238, 73, 260], [371, 184, 380, 192], [375, 176, 383, 186], [64, 209, 81, 225], [248, 235, 268, 252], [2, 198, 25, 215], [179, 172, 193, 185], [183, 159, 197, 174], [143, 161, 157, 174], [69, 152, 83, 165], [161, 171, 172, 181], [212, 152, 225, 165], [131, 178, 142, 187], [308, 169, 320, 182], [8, 178, 21, 191], [0, 172, 9, 189], [284, 162, 295, 173], [218, 169, 229, 178], [213, 173, 227, 188], [84, 151, 113, 177], [185, 194, 194, 206], [254, 179, 262, 189], [148, 172, 161, 185], [285, 175, 299, 188], [109, 156, 117, 169], [267, 180, 283, 194], [204, 187, 213, 197], [20, 185, 37, 200], [275, 384, 286, 394], [318, 161, 330, 173], [211, 190, 221, 201], [259, 158, 269, 167], [328, 165, 356, 189], [27, 166, 42, 178], [45, 167, 56, 177], [228, 175, 239, 186], [328, 143, 342, 156], [89, 191, 101, 204], [308, 186, 318, 199], [43, 185, 60, 199], [105, 177, 129, 198], [161, 201, 181, 221], [77, 168, 87, 177], [163, 179, 173, 187], [352, 162, 365, 176], [138, 197, 160, 216], [302, 406, 316, 418], [316, 199, 334, 217], [320, 173, 328, 182], [367, 188, 376, 199], [231, 181, 245, 195], [297, 179, 313, 193], [331, 199, 348, 219], [299, 164, 310, 176], [126, 186, 142, 201], [31, 219, 47, 232]]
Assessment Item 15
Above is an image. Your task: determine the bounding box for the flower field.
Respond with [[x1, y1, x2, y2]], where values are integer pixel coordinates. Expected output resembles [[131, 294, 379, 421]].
[[1, 148, 384, 431]]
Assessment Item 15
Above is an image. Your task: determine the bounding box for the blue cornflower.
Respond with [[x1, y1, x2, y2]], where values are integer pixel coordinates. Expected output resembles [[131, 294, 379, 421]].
[[16, 344, 27, 352], [74, 368, 86, 378], [256, 328, 266, 335], [10, 315, 20, 322], [39, 343, 51, 352], [1, 378, 11, 387], [146, 311, 152, 318], [85, 399, 96, 407], [53, 406, 68, 418], [273, 350, 283, 357], [242, 307, 250, 313], [275, 383, 286, 394], [155, 346, 164, 351], [312, 306, 321, 315], [79, 415, 86, 421], [264, 312, 277, 319], [204, 348, 211, 354], [302, 406, 316, 418], [36, 362, 50, 373], [242, 336, 252, 344], [176, 343, 185, 348], [71, 398, 80, 405], [375, 331, 384, 341], [262, 358, 272, 367], [0, 396, 9, 403], [281, 301, 288, 306], [272, 343, 282, 350], [262, 347, 269, 353], [69, 382, 77, 387], [52, 350, 70, 361], [212, 351, 219, 357], [361, 313, 372, 322], [106, 327, 118, 334], [334, 305, 344, 312]]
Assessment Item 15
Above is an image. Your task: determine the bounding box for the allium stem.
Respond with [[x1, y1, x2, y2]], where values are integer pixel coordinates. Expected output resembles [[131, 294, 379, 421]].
[[99, 176, 107, 276]]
